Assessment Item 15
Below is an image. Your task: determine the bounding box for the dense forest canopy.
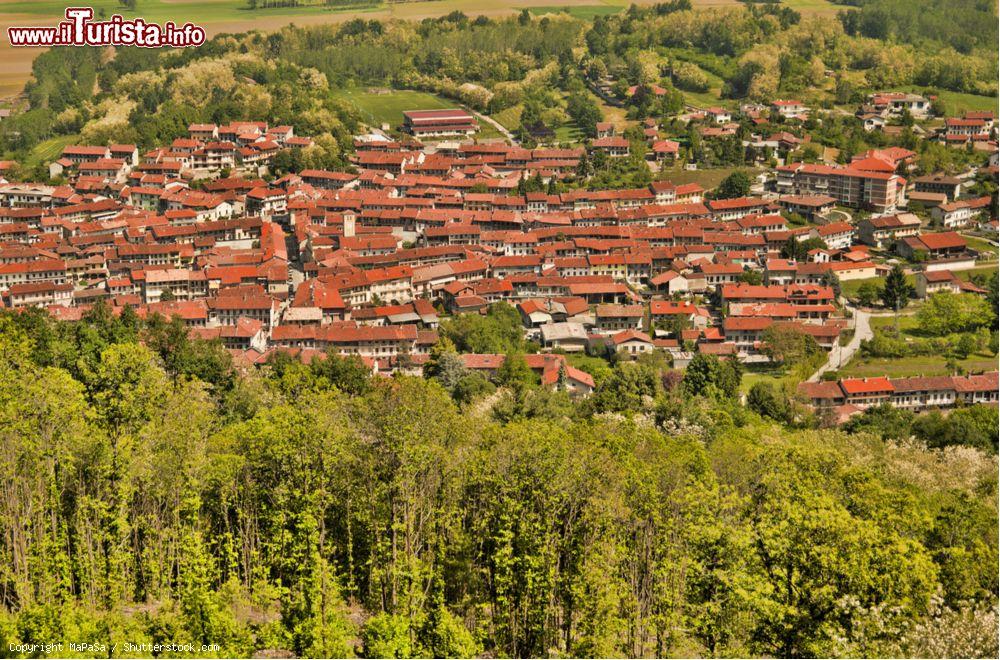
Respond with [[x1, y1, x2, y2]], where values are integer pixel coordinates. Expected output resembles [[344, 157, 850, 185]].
[[834, 0, 997, 54], [0, 300, 996, 658]]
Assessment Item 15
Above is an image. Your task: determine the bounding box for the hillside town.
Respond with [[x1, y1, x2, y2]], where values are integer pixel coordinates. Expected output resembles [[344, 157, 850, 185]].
[[0, 1, 998, 657], [0, 96, 996, 420]]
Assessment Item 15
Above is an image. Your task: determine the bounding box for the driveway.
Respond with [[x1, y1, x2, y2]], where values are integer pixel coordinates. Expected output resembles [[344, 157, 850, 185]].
[[808, 303, 873, 382], [472, 110, 517, 144]]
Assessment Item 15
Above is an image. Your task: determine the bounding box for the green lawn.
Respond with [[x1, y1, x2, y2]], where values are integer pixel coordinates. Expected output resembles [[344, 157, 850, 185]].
[[554, 121, 585, 143], [491, 100, 584, 144], [330, 86, 510, 139], [476, 122, 507, 141], [844, 264, 998, 300], [781, 0, 842, 16], [844, 308, 997, 377], [868, 313, 922, 335], [739, 369, 789, 394], [679, 87, 730, 110], [929, 90, 999, 116], [0, 0, 837, 25], [564, 353, 613, 379], [842, 274, 906, 299], [676, 66, 730, 110], [587, 91, 630, 131]]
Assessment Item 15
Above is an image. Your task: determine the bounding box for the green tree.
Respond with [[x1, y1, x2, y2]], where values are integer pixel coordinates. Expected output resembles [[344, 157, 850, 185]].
[[881, 264, 914, 313], [440, 302, 525, 354], [714, 171, 751, 199], [416, 575, 479, 657], [682, 353, 742, 399], [917, 292, 993, 336], [842, 403, 915, 440], [746, 381, 789, 422], [495, 352, 535, 389], [760, 324, 823, 369], [590, 362, 660, 412], [780, 236, 827, 261], [361, 613, 412, 658], [748, 454, 937, 656], [856, 280, 883, 307], [566, 92, 603, 138], [912, 405, 998, 453], [312, 351, 372, 395]]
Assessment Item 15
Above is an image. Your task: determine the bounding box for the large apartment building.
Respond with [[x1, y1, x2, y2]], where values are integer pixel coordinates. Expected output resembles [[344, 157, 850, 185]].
[[776, 163, 905, 213]]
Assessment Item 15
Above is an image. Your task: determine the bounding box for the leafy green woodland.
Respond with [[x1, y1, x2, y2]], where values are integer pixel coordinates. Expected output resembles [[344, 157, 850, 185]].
[[0, 304, 997, 658]]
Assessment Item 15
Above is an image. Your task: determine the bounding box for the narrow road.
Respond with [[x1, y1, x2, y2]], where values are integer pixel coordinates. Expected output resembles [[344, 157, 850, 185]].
[[808, 303, 872, 382], [472, 109, 517, 144]]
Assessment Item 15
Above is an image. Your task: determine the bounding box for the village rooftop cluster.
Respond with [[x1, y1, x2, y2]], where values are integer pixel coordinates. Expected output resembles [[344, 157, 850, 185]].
[[0, 98, 996, 415]]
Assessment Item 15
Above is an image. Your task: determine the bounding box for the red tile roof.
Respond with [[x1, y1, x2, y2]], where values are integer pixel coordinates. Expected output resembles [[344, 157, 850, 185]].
[[839, 377, 894, 395]]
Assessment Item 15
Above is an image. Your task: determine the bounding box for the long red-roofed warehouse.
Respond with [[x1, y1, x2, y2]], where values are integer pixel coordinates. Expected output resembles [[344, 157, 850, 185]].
[[402, 109, 479, 138]]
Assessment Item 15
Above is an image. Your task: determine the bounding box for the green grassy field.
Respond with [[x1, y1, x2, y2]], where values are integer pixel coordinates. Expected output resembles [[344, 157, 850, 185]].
[[887, 87, 998, 116], [838, 354, 997, 379], [491, 105, 523, 132], [845, 307, 997, 378], [869, 313, 921, 335], [954, 264, 999, 281], [554, 121, 585, 143], [931, 90, 999, 116], [331, 86, 505, 139], [781, 0, 841, 16], [679, 86, 730, 110], [564, 353, 614, 380], [841, 273, 909, 298], [25, 134, 79, 168], [739, 369, 789, 394], [962, 235, 998, 257], [0, 0, 842, 23], [843, 264, 998, 300], [656, 165, 741, 190], [676, 66, 731, 110], [490, 100, 585, 144], [330, 87, 459, 128]]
